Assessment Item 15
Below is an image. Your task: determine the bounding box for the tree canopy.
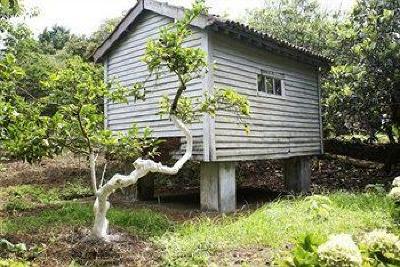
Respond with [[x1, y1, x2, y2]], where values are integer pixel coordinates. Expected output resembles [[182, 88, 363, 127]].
[[248, 0, 400, 143]]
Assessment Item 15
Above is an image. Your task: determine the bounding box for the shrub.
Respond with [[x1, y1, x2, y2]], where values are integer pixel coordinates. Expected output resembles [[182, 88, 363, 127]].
[[305, 195, 332, 220], [280, 233, 322, 267], [388, 187, 400, 202], [388, 177, 400, 224], [392, 177, 400, 188], [317, 234, 362, 267], [359, 229, 400, 265]]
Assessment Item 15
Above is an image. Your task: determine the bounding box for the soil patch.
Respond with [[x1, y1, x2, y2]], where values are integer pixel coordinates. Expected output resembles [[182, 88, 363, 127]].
[[210, 246, 273, 266], [1, 227, 160, 266]]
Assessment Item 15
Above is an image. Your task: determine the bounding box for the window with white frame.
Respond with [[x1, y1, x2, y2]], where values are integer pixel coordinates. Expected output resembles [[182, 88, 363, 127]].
[[257, 73, 283, 96]]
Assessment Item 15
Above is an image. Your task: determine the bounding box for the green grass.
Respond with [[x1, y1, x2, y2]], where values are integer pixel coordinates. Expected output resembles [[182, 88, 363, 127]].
[[1, 183, 92, 212], [0, 203, 172, 239], [156, 192, 398, 266], [0, 191, 397, 266]]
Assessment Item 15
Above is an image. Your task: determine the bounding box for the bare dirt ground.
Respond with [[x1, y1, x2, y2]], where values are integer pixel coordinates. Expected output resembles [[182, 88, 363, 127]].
[[2, 227, 159, 266]]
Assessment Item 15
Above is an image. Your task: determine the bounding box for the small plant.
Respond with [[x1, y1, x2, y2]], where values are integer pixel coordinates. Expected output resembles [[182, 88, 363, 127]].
[[281, 234, 323, 267], [306, 195, 332, 220], [0, 239, 27, 254], [0, 239, 45, 266], [317, 234, 362, 267], [4, 197, 32, 212], [60, 182, 92, 200], [359, 229, 400, 266], [364, 184, 386, 194], [388, 176, 400, 224]]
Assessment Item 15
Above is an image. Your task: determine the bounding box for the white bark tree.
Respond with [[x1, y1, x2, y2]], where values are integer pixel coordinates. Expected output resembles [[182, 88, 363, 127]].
[[92, 116, 191, 239], [89, 0, 250, 240]]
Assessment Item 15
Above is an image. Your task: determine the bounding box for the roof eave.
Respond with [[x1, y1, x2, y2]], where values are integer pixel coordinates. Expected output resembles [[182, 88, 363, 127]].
[[208, 21, 331, 68]]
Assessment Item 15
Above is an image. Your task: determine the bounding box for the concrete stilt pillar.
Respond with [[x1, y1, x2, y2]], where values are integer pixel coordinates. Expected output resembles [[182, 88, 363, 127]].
[[283, 157, 311, 193], [200, 162, 236, 213], [137, 175, 155, 201]]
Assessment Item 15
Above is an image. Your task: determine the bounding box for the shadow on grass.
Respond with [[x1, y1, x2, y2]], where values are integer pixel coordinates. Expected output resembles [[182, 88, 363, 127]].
[[0, 203, 173, 240]]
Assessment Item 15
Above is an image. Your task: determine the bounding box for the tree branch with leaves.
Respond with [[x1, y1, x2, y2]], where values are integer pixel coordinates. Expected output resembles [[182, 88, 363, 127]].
[[91, 0, 250, 240]]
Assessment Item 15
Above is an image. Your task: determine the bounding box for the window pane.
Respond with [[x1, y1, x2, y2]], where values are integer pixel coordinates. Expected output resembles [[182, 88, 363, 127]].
[[274, 79, 282, 95], [265, 77, 274, 94], [257, 74, 265, 92]]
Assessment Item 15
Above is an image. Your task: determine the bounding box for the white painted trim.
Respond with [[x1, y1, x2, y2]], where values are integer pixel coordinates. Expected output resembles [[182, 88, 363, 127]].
[[207, 31, 217, 161], [143, 0, 209, 28], [317, 71, 324, 154], [201, 30, 210, 162], [104, 58, 109, 130]]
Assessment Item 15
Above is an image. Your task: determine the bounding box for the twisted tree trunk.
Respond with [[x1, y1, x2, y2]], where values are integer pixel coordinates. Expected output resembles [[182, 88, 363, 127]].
[[91, 115, 192, 240]]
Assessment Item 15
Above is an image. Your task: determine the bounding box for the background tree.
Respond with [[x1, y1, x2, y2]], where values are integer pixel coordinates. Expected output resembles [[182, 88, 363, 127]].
[[38, 25, 72, 54], [0, 0, 20, 20], [41, 56, 154, 193], [63, 17, 121, 59], [0, 53, 56, 163], [323, 0, 400, 143], [247, 0, 341, 55]]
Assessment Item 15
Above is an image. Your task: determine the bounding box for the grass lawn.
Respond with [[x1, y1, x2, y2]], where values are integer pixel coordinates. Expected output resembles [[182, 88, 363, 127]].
[[0, 183, 398, 266]]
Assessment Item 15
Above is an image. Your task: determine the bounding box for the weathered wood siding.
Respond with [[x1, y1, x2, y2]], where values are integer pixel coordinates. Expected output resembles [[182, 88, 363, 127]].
[[104, 11, 206, 160], [210, 33, 323, 161]]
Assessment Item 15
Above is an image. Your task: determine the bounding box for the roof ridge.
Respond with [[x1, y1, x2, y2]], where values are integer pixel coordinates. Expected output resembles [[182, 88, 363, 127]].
[[92, 0, 331, 66], [144, 0, 330, 63]]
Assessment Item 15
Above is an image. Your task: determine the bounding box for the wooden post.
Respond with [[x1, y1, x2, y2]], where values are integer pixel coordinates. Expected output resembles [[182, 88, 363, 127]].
[[200, 162, 236, 213], [283, 157, 311, 194], [137, 175, 155, 201]]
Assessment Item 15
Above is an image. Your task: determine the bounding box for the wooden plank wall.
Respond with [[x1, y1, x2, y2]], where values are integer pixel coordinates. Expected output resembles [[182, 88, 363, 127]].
[[211, 33, 323, 161], [105, 11, 206, 160]]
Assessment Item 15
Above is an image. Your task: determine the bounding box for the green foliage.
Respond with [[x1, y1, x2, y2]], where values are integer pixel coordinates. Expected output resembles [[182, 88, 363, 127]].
[[305, 195, 333, 220], [64, 17, 121, 58], [0, 238, 45, 265], [143, 0, 207, 82], [38, 25, 72, 54], [159, 88, 250, 127], [145, 0, 250, 129], [143, 0, 208, 119], [359, 229, 400, 266], [105, 126, 162, 162], [0, 0, 22, 34], [281, 234, 322, 267], [323, 0, 400, 142], [108, 208, 172, 238], [41, 56, 153, 161], [0, 239, 26, 254], [0, 54, 56, 163], [247, 0, 341, 55]]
